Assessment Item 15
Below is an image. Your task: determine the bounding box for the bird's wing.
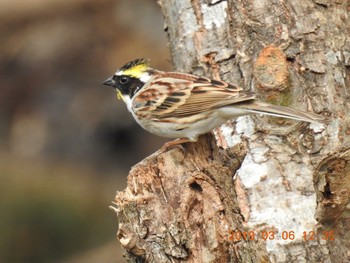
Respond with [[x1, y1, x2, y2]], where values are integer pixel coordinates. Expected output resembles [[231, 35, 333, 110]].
[[132, 72, 256, 119]]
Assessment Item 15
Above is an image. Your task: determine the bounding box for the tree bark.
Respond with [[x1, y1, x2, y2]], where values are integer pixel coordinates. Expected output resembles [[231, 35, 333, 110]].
[[111, 0, 350, 262]]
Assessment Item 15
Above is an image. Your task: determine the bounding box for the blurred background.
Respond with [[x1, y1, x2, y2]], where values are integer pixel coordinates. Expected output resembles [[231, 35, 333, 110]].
[[0, 0, 171, 262]]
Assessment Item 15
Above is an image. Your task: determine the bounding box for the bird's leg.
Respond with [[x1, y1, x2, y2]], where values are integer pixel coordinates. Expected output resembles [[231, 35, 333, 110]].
[[160, 138, 193, 152]]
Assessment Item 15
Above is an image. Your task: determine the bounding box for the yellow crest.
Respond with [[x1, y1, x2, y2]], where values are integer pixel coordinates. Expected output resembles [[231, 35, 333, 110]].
[[120, 58, 150, 78]]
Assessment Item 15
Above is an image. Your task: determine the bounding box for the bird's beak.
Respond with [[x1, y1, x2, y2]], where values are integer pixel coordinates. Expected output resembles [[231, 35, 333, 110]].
[[102, 77, 116, 87]]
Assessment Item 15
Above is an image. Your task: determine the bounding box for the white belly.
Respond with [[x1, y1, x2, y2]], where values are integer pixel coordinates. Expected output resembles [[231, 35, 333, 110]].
[[130, 107, 250, 141]]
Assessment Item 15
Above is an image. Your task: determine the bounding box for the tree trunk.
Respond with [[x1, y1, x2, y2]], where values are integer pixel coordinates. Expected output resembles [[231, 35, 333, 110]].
[[111, 0, 350, 262]]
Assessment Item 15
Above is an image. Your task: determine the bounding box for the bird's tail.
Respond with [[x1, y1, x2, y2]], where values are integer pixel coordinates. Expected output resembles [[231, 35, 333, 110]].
[[237, 101, 328, 124]]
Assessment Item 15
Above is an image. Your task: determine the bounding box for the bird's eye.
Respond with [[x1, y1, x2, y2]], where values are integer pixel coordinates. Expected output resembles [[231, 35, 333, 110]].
[[119, 76, 129, 84]]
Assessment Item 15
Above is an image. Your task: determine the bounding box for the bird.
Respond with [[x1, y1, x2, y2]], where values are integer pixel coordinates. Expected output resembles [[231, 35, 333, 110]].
[[103, 58, 327, 149]]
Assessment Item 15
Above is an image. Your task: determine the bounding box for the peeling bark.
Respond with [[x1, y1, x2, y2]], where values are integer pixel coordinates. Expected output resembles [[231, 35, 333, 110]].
[[112, 0, 350, 262], [112, 135, 268, 262]]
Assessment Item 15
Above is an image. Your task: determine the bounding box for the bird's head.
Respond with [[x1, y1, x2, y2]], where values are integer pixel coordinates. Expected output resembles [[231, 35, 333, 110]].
[[103, 58, 153, 101]]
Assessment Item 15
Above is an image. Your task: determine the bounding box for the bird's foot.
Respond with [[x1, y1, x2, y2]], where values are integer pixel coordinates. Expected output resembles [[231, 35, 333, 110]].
[[160, 138, 193, 152]]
